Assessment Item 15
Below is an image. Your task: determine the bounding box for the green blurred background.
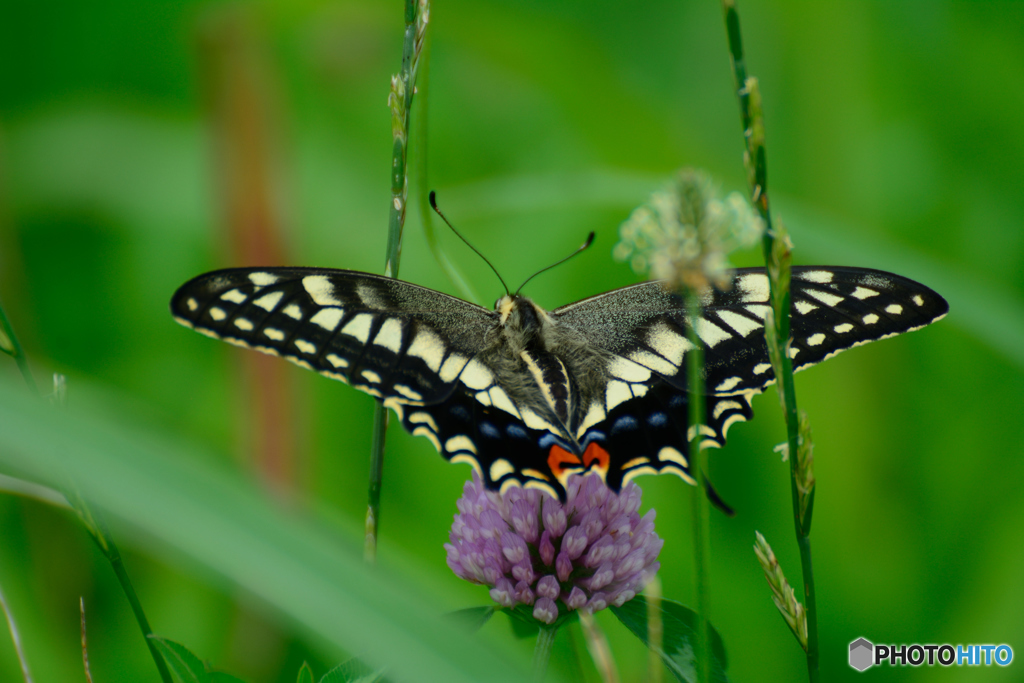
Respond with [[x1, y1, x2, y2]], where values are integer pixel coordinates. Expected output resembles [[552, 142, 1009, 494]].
[[1, 0, 1022, 681]]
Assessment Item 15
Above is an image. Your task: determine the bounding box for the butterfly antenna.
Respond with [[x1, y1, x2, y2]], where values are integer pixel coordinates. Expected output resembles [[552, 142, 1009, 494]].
[[430, 191, 509, 296], [515, 232, 595, 295]]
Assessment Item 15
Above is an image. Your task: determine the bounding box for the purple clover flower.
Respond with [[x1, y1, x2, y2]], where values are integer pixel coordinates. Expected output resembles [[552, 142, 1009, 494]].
[[445, 472, 663, 624]]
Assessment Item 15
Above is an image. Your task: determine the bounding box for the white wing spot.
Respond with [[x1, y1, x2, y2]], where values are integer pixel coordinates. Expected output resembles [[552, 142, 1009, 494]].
[[622, 456, 650, 470], [209, 307, 227, 321], [234, 318, 254, 331], [799, 270, 834, 284], [834, 323, 854, 334], [886, 304, 903, 315], [326, 354, 349, 368], [409, 411, 438, 432], [439, 353, 468, 383], [694, 317, 732, 348], [310, 308, 344, 331], [283, 304, 303, 319], [356, 282, 388, 309], [806, 333, 826, 346], [451, 454, 482, 477], [249, 272, 280, 286], [863, 313, 880, 325], [373, 318, 404, 353], [658, 447, 689, 469], [220, 289, 247, 304], [341, 313, 374, 344], [489, 459, 515, 482], [412, 426, 441, 452], [647, 322, 693, 364], [794, 301, 818, 315], [606, 380, 634, 411], [488, 387, 520, 418], [459, 359, 494, 390], [715, 376, 743, 392], [912, 295, 924, 306], [254, 291, 284, 311], [788, 346, 800, 358], [607, 357, 652, 383], [806, 290, 844, 307], [521, 408, 559, 433], [303, 275, 344, 306], [446, 435, 478, 455], [717, 310, 762, 336], [186, 298, 199, 311], [361, 369, 382, 384], [629, 349, 676, 376], [753, 363, 772, 374], [295, 339, 317, 354], [852, 287, 879, 300], [576, 401, 606, 438], [745, 304, 770, 320], [474, 391, 492, 407], [712, 400, 743, 420], [408, 328, 446, 373], [264, 328, 286, 341], [737, 273, 769, 302], [394, 384, 423, 401]]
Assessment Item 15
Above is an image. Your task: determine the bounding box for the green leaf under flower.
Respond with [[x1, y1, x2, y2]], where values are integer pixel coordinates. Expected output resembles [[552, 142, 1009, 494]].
[[611, 596, 729, 683]]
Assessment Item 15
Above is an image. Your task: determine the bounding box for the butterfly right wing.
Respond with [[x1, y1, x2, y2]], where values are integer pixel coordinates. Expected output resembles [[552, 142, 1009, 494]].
[[551, 266, 947, 489]]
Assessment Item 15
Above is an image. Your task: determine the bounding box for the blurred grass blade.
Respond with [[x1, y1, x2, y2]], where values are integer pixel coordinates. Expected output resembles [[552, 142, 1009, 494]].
[[0, 378, 529, 683]]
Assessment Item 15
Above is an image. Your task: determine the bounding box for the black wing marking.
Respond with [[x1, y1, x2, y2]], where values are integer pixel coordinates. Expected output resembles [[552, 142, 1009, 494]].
[[554, 266, 949, 397], [171, 267, 496, 408]]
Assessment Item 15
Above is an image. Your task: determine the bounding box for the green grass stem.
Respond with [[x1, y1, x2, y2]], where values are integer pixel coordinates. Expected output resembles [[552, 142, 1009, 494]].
[[366, 0, 428, 562], [720, 2, 819, 679], [685, 295, 711, 683]]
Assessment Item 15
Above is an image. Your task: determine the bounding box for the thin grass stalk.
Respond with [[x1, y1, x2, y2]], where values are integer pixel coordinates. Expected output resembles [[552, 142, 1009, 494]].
[[720, 1, 819, 678], [366, 0, 428, 562], [413, 28, 479, 304], [0, 580, 32, 683], [80, 598, 93, 683], [684, 295, 711, 683]]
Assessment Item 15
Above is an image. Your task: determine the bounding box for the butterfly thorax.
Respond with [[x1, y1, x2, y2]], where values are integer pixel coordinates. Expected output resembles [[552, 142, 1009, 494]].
[[484, 294, 611, 440]]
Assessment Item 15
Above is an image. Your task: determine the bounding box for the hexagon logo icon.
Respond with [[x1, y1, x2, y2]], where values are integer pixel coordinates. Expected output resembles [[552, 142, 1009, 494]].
[[850, 638, 874, 671]]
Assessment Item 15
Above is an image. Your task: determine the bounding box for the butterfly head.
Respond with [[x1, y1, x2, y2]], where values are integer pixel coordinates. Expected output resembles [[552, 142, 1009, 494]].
[[495, 294, 552, 335]]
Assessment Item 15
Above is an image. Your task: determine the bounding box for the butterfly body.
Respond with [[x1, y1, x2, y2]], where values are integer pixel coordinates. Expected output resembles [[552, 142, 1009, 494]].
[[172, 265, 947, 500]]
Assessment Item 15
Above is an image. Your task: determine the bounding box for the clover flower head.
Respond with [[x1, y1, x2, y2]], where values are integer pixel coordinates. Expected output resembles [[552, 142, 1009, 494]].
[[445, 473, 663, 624], [614, 168, 763, 291]]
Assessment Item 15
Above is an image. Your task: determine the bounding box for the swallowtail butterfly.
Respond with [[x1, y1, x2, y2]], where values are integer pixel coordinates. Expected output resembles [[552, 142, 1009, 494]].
[[171, 265, 947, 500]]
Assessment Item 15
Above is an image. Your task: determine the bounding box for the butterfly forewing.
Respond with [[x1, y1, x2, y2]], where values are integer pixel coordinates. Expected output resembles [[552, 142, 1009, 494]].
[[554, 266, 948, 398], [171, 267, 495, 407]]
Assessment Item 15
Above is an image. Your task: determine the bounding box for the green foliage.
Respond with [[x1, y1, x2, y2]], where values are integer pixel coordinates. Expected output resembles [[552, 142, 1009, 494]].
[[611, 597, 728, 683], [148, 637, 213, 683], [0, 1, 1020, 682]]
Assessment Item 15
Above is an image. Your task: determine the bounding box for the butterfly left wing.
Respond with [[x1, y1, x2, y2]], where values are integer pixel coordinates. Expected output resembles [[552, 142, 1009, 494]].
[[552, 266, 948, 489], [171, 265, 502, 424]]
